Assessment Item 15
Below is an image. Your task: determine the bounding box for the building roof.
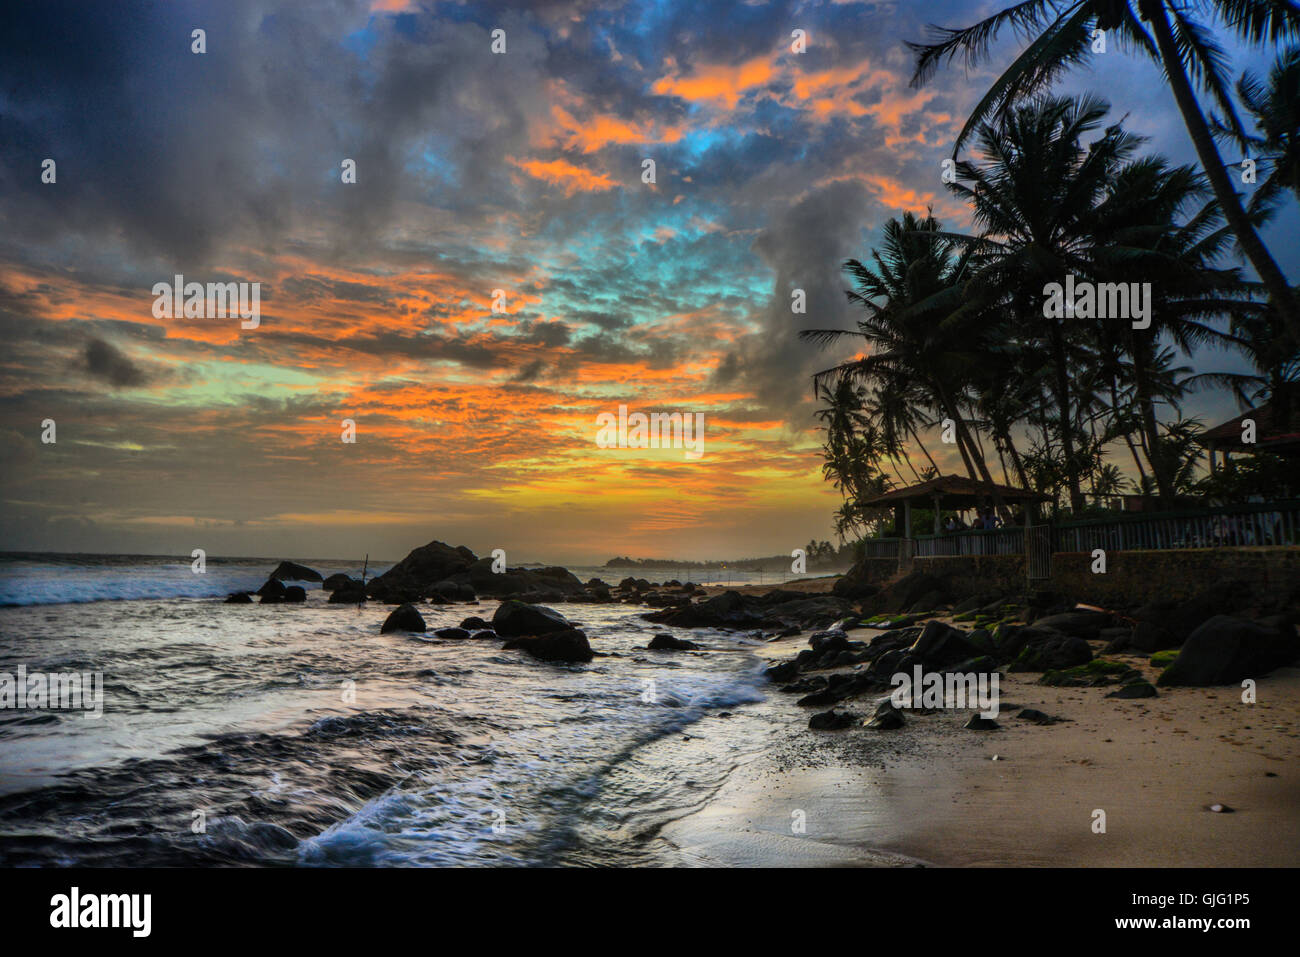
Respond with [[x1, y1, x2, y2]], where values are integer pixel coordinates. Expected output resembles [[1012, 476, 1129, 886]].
[[1199, 403, 1300, 454], [859, 474, 1051, 507]]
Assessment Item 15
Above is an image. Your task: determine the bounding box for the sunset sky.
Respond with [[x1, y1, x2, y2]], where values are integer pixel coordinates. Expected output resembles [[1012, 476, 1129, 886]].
[[1, 0, 1296, 564]]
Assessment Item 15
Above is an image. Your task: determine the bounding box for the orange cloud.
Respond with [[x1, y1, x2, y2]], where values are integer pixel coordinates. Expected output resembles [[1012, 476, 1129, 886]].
[[651, 55, 775, 108], [509, 157, 617, 194]]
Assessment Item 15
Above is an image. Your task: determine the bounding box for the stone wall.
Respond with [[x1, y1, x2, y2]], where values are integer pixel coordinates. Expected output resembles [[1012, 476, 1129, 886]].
[[1049, 547, 1300, 610]]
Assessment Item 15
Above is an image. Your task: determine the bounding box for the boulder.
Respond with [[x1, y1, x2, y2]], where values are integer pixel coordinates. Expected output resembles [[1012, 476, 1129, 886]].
[[322, 573, 357, 591], [831, 560, 882, 600], [909, 620, 983, 669], [328, 581, 367, 603], [270, 561, 323, 583], [434, 627, 471, 640], [964, 714, 1000, 731], [224, 591, 253, 604], [431, 580, 476, 602], [865, 698, 905, 730], [1008, 630, 1093, 672], [470, 630, 498, 641], [1031, 610, 1112, 640], [258, 578, 287, 604], [809, 708, 856, 730], [1134, 583, 1251, 644], [1108, 680, 1158, 698], [648, 633, 699, 651], [492, 600, 573, 637], [459, 616, 491, 631], [1158, 616, 1298, 687], [1131, 620, 1180, 653], [502, 628, 594, 663], [381, 603, 427, 634], [367, 540, 477, 601], [283, 585, 307, 603]]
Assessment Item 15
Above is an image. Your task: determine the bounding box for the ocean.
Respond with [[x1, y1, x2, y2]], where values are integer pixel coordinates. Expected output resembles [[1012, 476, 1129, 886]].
[[0, 552, 809, 866]]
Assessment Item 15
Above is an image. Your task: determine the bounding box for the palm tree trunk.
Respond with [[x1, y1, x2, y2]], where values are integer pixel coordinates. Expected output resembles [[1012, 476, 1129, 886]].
[[1047, 319, 1085, 512], [1141, 0, 1300, 342]]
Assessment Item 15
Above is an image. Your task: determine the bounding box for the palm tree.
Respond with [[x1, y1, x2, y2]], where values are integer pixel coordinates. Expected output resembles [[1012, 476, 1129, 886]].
[[800, 212, 1009, 508], [908, 0, 1300, 342], [1217, 44, 1300, 213]]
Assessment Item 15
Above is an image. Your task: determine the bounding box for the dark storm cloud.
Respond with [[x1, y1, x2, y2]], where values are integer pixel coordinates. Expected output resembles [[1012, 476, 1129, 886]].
[[79, 338, 151, 387]]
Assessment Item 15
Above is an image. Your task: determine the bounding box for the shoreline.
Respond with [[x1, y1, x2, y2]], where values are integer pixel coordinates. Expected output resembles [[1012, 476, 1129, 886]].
[[662, 623, 1300, 867]]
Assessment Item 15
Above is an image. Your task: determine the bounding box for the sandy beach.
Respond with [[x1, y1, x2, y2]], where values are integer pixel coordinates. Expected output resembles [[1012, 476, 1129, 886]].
[[662, 623, 1300, 867]]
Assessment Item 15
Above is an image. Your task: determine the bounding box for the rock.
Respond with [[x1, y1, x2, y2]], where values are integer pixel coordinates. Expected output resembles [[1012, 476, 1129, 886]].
[[270, 561, 323, 583], [431, 580, 476, 602], [492, 600, 574, 637], [327, 581, 367, 603], [258, 578, 287, 604], [322, 573, 357, 591], [1158, 615, 1298, 687], [765, 660, 801, 683], [909, 620, 983, 669], [862, 571, 950, 615], [1130, 620, 1179, 653], [1100, 627, 1133, 654], [1005, 627, 1093, 672], [1107, 680, 1158, 698], [283, 585, 307, 603], [434, 627, 471, 640], [1134, 583, 1251, 645], [809, 708, 856, 730], [1031, 610, 1111, 640], [459, 616, 491, 630], [865, 698, 905, 730], [381, 603, 426, 634], [648, 633, 699, 651], [964, 714, 1000, 730], [1015, 708, 1059, 725], [470, 630, 498, 640], [224, 591, 253, 604], [367, 540, 477, 601], [809, 629, 851, 653], [502, 628, 594, 663], [831, 560, 882, 600]]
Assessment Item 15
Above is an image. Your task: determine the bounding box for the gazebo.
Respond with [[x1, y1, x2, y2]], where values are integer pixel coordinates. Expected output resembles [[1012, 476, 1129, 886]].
[[1199, 402, 1300, 471], [860, 474, 1051, 537]]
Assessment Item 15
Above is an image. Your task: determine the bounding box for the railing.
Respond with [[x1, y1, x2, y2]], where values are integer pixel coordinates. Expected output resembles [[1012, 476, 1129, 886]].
[[859, 538, 902, 559], [914, 527, 1027, 557], [1055, 500, 1300, 552]]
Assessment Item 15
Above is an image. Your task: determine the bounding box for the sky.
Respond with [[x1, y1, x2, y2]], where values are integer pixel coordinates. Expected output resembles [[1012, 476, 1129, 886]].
[[1, 0, 1296, 564]]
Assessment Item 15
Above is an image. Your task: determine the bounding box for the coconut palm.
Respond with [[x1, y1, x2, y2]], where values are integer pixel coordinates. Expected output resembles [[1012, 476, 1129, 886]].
[[908, 0, 1300, 342]]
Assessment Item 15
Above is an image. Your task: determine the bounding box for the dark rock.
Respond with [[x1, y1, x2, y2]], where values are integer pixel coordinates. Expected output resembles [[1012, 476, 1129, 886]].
[[1134, 583, 1252, 645], [381, 603, 427, 633], [865, 698, 905, 730], [809, 629, 851, 653], [502, 628, 594, 663], [910, 620, 983, 669], [1107, 680, 1158, 698], [1131, 620, 1180, 653], [492, 600, 573, 637], [470, 630, 498, 640], [1005, 627, 1093, 672], [648, 633, 699, 651], [863, 571, 950, 615], [431, 580, 476, 602], [765, 660, 801, 683], [283, 585, 307, 603], [434, 627, 471, 640], [1016, 708, 1059, 725], [322, 573, 356, 591], [1100, 626, 1133, 654], [367, 540, 477, 601], [964, 714, 1000, 730], [459, 616, 491, 630], [270, 561, 323, 583], [257, 578, 286, 599], [328, 581, 368, 603], [831, 560, 882, 600], [224, 591, 253, 604], [1158, 615, 1299, 687], [809, 708, 856, 730], [1031, 610, 1112, 640]]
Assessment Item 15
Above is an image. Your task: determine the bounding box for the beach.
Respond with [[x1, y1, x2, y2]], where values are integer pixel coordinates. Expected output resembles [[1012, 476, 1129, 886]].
[[663, 620, 1300, 867]]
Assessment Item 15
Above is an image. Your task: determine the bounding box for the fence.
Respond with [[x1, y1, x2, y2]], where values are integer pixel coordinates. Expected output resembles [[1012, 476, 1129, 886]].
[[897, 500, 1300, 561], [913, 527, 1029, 557], [1054, 501, 1300, 553]]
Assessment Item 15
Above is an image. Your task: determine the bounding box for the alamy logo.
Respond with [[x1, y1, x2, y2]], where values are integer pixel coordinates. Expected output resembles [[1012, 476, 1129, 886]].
[[890, 666, 999, 718], [0, 665, 103, 718], [50, 887, 151, 937], [152, 274, 261, 329], [1042, 274, 1151, 329], [595, 404, 705, 460]]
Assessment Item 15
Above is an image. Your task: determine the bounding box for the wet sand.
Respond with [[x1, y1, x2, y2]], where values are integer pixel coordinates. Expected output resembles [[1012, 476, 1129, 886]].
[[662, 624, 1300, 867]]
